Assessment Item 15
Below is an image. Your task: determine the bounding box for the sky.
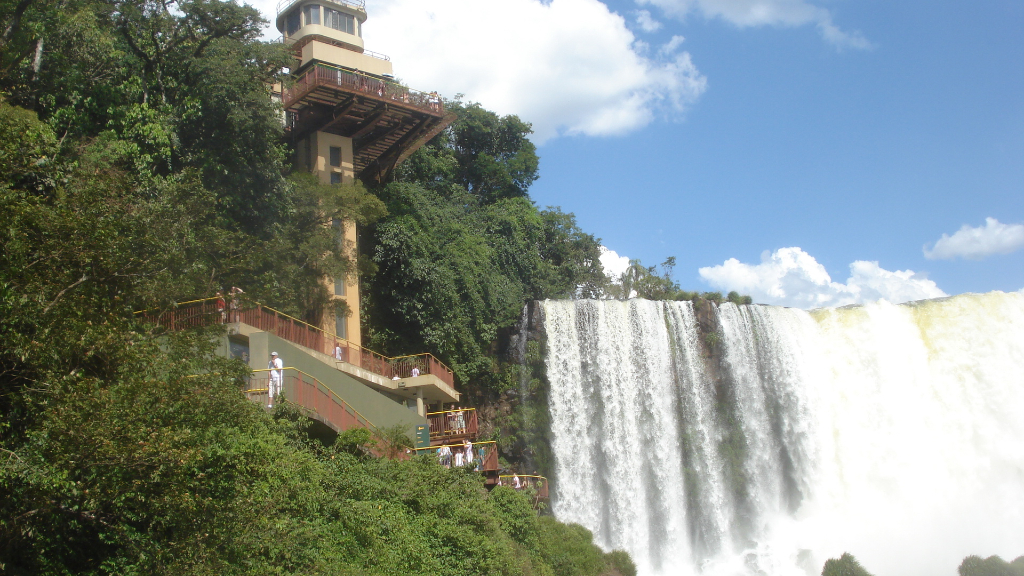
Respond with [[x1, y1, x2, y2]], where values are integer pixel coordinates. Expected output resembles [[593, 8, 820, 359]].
[[253, 0, 1024, 308]]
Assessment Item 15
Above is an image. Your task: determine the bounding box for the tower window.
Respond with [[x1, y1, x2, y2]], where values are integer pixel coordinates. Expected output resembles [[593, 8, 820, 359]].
[[334, 278, 346, 296], [286, 10, 300, 35], [302, 4, 320, 26], [330, 172, 342, 185], [323, 8, 356, 34], [329, 146, 342, 167], [335, 313, 348, 339]]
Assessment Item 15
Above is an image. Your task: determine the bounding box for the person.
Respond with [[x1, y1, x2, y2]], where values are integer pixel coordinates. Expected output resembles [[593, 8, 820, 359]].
[[438, 444, 451, 468], [464, 439, 473, 467], [268, 352, 283, 407], [410, 366, 420, 378], [512, 474, 521, 490], [228, 286, 244, 322], [453, 407, 466, 435], [334, 341, 344, 361], [453, 446, 464, 468], [215, 291, 226, 323]]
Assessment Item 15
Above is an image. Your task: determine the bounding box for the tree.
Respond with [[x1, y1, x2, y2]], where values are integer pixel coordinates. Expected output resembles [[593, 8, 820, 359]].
[[396, 100, 539, 204]]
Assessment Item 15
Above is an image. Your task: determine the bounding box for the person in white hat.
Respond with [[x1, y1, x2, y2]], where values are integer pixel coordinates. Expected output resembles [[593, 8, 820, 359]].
[[268, 352, 283, 407]]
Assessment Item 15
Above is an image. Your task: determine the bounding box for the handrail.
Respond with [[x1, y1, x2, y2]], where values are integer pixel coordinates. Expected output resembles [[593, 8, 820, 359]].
[[247, 297, 453, 376], [498, 474, 547, 480], [282, 63, 443, 116], [412, 440, 495, 451], [250, 366, 375, 429], [361, 49, 391, 62], [425, 407, 476, 417], [137, 295, 455, 386], [277, 0, 365, 16]]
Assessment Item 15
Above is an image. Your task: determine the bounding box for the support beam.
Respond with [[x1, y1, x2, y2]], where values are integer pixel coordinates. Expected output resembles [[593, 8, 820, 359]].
[[349, 104, 389, 139]]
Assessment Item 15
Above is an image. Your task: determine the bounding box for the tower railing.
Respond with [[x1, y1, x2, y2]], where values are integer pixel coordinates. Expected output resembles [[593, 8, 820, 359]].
[[277, 0, 365, 16], [282, 63, 443, 116], [136, 296, 455, 386]]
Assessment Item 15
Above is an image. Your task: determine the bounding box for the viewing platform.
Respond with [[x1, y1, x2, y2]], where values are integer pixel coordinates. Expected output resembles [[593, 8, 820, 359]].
[[426, 407, 479, 446], [497, 475, 549, 500], [138, 296, 459, 414], [281, 63, 454, 182]]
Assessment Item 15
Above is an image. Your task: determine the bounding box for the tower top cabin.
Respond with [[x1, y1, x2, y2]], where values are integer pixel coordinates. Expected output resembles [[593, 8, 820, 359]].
[[275, 0, 394, 79], [274, 0, 452, 184]]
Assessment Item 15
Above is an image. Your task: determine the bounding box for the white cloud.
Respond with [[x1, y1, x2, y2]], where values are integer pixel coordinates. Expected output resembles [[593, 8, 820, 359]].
[[600, 246, 632, 280], [659, 34, 686, 55], [355, 0, 706, 143], [635, 9, 663, 32], [923, 217, 1024, 261], [637, 0, 871, 50], [699, 247, 947, 309]]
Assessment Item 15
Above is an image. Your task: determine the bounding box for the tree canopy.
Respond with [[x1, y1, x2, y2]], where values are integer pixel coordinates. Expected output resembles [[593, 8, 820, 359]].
[[362, 103, 605, 388], [0, 0, 638, 572]]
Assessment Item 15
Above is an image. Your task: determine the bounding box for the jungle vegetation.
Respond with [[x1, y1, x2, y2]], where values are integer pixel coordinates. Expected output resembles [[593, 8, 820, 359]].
[[0, 0, 636, 572]]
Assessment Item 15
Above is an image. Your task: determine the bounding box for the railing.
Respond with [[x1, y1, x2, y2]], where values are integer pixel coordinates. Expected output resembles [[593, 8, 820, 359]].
[[497, 475, 549, 499], [278, 0, 365, 15], [282, 63, 443, 116], [248, 367, 374, 432], [415, 440, 498, 473], [362, 49, 391, 62], [137, 296, 455, 387], [426, 408, 478, 441]]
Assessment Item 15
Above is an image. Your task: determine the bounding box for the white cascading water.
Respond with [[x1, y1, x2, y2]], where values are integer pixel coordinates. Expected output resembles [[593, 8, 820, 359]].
[[542, 292, 1024, 576]]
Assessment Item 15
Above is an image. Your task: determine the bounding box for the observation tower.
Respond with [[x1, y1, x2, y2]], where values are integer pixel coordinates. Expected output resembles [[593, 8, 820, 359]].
[[275, 0, 454, 343]]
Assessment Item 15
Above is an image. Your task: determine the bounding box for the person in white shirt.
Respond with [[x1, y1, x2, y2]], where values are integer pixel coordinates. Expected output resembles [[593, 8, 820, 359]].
[[454, 447, 464, 468], [268, 352, 283, 407], [464, 440, 473, 466], [334, 342, 343, 361], [512, 474, 521, 489], [410, 366, 420, 378]]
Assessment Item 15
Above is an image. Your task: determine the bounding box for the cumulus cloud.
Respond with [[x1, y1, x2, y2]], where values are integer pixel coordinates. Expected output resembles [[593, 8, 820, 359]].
[[635, 9, 663, 32], [699, 247, 946, 309], [637, 0, 871, 50], [350, 0, 707, 142], [600, 246, 632, 280], [923, 218, 1024, 261]]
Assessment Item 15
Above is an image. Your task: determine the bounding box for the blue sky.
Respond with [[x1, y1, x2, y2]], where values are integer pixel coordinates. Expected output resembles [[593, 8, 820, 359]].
[[530, 0, 1024, 305], [254, 0, 1024, 307]]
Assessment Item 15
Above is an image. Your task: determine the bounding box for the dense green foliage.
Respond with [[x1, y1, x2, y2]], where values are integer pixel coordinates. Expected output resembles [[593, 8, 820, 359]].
[[362, 102, 606, 387], [0, 0, 635, 573], [958, 555, 1024, 576], [821, 553, 874, 576]]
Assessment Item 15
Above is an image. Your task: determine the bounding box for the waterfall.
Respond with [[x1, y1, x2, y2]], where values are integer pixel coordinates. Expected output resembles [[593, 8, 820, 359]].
[[542, 292, 1024, 576]]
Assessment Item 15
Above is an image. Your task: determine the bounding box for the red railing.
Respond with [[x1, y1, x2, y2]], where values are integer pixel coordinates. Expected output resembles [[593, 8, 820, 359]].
[[282, 63, 443, 116], [416, 440, 498, 473], [426, 408, 479, 442], [247, 369, 373, 433], [138, 297, 455, 387], [498, 475, 549, 499]]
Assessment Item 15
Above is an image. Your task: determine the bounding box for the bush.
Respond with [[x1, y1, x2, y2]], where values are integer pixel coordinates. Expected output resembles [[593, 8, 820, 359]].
[[958, 555, 1024, 576], [822, 553, 873, 576]]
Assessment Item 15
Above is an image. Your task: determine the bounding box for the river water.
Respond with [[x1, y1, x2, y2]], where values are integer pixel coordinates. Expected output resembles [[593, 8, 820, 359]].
[[542, 292, 1024, 575]]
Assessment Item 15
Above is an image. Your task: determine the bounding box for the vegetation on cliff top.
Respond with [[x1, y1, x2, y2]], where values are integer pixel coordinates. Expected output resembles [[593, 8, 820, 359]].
[[0, 0, 635, 572]]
